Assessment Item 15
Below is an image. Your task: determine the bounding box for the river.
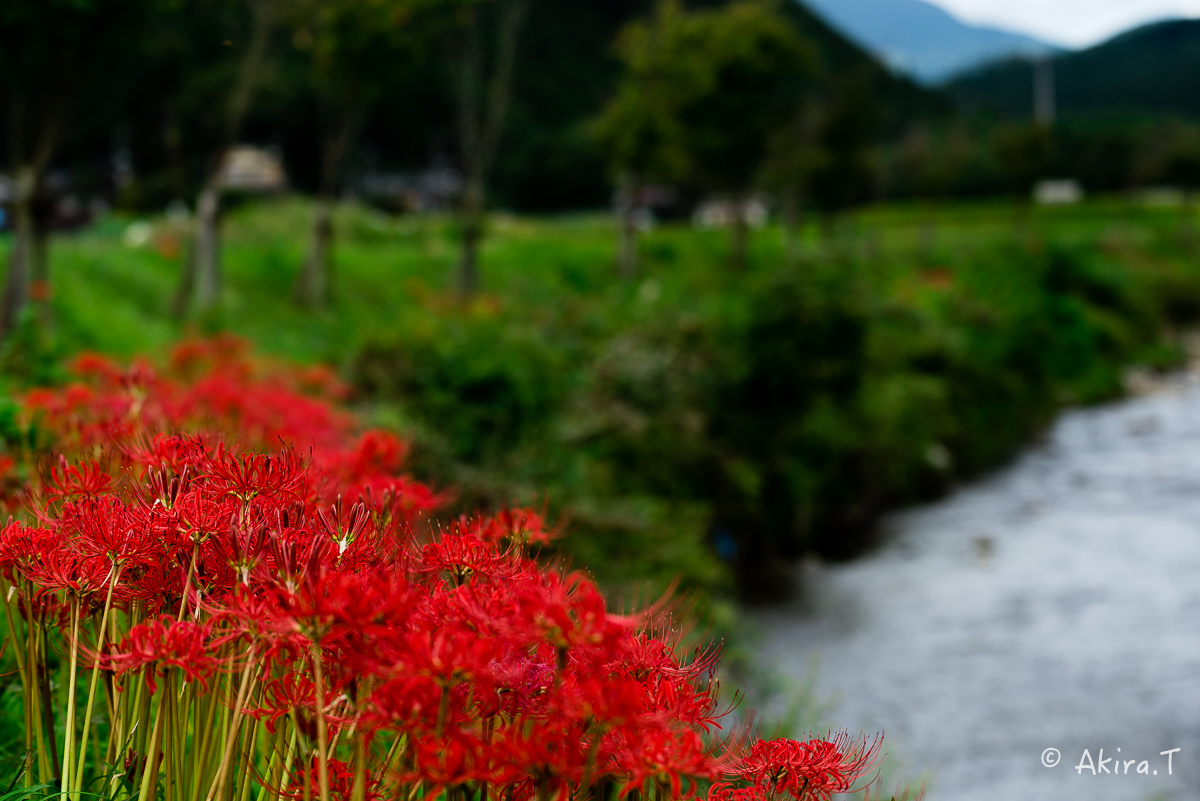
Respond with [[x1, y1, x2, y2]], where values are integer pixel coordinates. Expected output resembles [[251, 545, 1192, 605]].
[[750, 370, 1200, 801]]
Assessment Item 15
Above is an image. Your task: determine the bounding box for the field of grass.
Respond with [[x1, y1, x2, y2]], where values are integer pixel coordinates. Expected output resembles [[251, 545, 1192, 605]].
[[3, 195, 1200, 604], [4, 194, 1194, 364]]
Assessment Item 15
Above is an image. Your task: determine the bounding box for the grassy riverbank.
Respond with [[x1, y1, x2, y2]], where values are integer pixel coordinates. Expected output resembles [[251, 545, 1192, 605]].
[[3, 197, 1199, 602]]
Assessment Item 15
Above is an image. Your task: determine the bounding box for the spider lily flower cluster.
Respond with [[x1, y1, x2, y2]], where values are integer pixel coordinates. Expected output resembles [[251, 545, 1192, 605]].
[[0, 338, 881, 801]]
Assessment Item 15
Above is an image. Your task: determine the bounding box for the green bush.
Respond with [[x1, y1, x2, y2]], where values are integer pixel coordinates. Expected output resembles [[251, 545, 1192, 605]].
[[350, 229, 1198, 600]]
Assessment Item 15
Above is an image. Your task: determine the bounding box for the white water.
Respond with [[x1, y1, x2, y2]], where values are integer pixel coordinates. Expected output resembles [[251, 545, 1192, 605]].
[[751, 374, 1200, 801]]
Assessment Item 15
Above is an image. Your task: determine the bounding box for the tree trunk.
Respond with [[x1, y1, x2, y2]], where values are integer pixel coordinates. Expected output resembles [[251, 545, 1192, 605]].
[[455, 0, 528, 300], [0, 169, 39, 336], [458, 181, 485, 299], [729, 194, 750, 271], [821, 213, 837, 247], [175, 0, 274, 317], [172, 236, 197, 317], [297, 111, 358, 308], [30, 193, 52, 331], [617, 175, 639, 281], [162, 102, 188, 204], [0, 201, 33, 336], [193, 183, 222, 313], [781, 190, 801, 268], [298, 194, 335, 307], [0, 86, 64, 340], [1181, 190, 1196, 244], [919, 201, 938, 259]]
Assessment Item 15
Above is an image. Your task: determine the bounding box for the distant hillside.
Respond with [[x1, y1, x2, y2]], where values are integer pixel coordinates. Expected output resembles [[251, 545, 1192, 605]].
[[489, 0, 948, 209], [948, 19, 1200, 119], [778, 0, 950, 122], [800, 0, 1057, 84], [116, 0, 948, 212]]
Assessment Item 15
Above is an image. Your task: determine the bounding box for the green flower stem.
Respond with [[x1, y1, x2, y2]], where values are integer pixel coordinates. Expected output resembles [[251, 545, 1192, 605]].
[[74, 565, 122, 794]]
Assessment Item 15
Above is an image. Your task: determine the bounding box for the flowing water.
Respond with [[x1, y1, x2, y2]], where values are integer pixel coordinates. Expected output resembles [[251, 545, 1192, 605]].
[[750, 371, 1200, 801]]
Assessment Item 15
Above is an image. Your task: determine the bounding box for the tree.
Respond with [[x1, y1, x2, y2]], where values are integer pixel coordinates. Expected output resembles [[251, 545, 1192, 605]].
[[994, 122, 1055, 206], [453, 0, 529, 299], [172, 0, 280, 317], [808, 71, 881, 241], [672, 0, 814, 270], [596, 0, 813, 274], [894, 123, 965, 256], [1161, 137, 1200, 239], [762, 100, 823, 267], [592, 1, 697, 280], [285, 0, 450, 308], [0, 0, 153, 339]]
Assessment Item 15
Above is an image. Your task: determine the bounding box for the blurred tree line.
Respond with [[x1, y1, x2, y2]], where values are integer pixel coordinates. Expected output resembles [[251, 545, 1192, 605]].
[[3, 0, 1200, 338], [935, 18, 1200, 222], [0, 0, 940, 334]]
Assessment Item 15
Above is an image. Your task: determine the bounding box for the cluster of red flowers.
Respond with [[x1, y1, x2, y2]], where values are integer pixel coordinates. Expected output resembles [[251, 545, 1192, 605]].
[[0, 339, 881, 801]]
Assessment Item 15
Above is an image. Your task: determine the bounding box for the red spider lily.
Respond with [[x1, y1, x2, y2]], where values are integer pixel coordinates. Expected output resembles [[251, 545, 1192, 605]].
[[408, 732, 499, 789], [281, 757, 384, 801], [733, 734, 883, 801], [124, 433, 210, 472], [57, 496, 161, 567], [419, 531, 521, 584], [345, 431, 407, 479], [46, 458, 114, 501], [708, 783, 767, 801], [72, 351, 125, 382], [459, 507, 554, 546], [0, 521, 60, 577], [507, 572, 632, 658], [21, 545, 113, 600], [0, 340, 883, 801], [315, 497, 372, 558], [107, 616, 226, 693], [610, 725, 718, 798], [249, 673, 316, 733], [203, 444, 309, 505]]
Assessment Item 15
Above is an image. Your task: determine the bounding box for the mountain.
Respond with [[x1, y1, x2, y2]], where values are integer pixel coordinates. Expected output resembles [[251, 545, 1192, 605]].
[[484, 0, 949, 209], [800, 0, 1058, 84], [116, 0, 949, 212], [948, 19, 1200, 119]]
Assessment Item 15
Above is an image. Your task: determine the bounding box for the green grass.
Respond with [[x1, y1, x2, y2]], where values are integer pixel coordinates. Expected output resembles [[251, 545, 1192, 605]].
[[6, 193, 1194, 367], [4, 194, 1200, 603]]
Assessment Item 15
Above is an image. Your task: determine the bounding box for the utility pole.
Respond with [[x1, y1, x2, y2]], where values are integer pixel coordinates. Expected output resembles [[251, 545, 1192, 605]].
[[1034, 55, 1056, 126]]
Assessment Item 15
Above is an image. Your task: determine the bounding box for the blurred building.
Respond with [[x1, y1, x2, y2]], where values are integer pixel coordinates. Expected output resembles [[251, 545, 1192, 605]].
[[355, 167, 463, 214], [1033, 179, 1083, 205], [0, 175, 13, 231], [692, 195, 770, 230], [216, 146, 288, 193], [0, 171, 95, 232]]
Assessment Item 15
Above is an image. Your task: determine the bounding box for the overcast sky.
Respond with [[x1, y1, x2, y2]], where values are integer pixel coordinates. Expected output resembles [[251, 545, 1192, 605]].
[[925, 0, 1200, 47]]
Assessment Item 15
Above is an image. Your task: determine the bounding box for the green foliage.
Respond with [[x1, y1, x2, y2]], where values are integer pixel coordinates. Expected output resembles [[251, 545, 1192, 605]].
[[595, 0, 815, 194], [993, 123, 1055, 199], [0, 311, 63, 389], [808, 72, 883, 214], [1162, 138, 1200, 190], [7, 198, 1200, 599], [283, 0, 461, 134], [347, 204, 1200, 596], [356, 315, 568, 463], [591, 1, 692, 185]]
